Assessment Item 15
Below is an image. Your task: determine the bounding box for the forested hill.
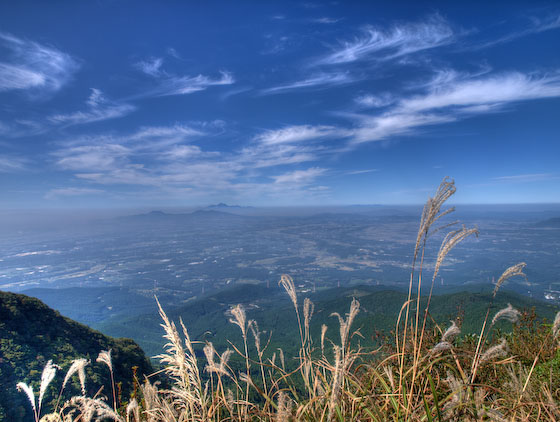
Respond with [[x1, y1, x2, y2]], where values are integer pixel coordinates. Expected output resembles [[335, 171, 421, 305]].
[[0, 291, 153, 421], [98, 282, 558, 358]]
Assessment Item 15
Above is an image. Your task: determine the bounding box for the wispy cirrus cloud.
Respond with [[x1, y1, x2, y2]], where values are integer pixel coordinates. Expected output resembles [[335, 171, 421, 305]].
[[263, 15, 453, 96], [48, 88, 136, 126], [48, 68, 560, 201], [0, 155, 28, 172], [239, 142, 318, 169], [399, 72, 560, 112], [55, 144, 131, 172], [0, 118, 48, 138], [135, 57, 234, 97], [492, 173, 558, 183], [312, 17, 341, 24], [354, 93, 395, 108], [346, 168, 378, 175], [315, 14, 454, 66], [50, 121, 334, 203], [54, 123, 204, 171], [261, 72, 353, 94], [0, 32, 79, 95], [273, 167, 326, 184], [351, 112, 453, 145], [349, 71, 560, 145], [136, 57, 164, 77], [238, 124, 349, 169], [124, 124, 204, 149], [254, 124, 348, 145]]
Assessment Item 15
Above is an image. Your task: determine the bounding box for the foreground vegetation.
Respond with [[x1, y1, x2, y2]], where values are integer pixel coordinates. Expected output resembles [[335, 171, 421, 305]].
[[14, 178, 560, 421], [0, 291, 153, 421]]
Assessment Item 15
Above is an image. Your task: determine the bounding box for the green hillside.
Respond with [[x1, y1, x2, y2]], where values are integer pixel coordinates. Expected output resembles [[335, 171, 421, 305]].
[[97, 282, 558, 359], [0, 291, 154, 421]]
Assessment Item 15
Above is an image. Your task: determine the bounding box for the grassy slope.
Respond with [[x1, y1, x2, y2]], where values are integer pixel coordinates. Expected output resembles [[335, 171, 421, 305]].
[[0, 291, 153, 422]]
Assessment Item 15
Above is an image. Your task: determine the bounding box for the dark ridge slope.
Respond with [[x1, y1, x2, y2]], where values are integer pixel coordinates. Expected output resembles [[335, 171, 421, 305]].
[[0, 290, 153, 421]]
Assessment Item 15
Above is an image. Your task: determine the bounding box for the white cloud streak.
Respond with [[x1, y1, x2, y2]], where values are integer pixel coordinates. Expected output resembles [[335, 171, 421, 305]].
[[493, 173, 558, 183], [346, 168, 378, 175], [316, 15, 453, 65], [349, 71, 560, 145], [152, 72, 234, 96], [400, 72, 560, 112], [273, 167, 326, 184], [0, 32, 79, 95], [254, 125, 348, 145], [135, 57, 234, 97], [47, 68, 560, 201], [51, 121, 336, 203], [354, 93, 394, 108], [312, 17, 342, 24], [49, 88, 136, 126], [262, 72, 353, 94], [0, 155, 28, 172]]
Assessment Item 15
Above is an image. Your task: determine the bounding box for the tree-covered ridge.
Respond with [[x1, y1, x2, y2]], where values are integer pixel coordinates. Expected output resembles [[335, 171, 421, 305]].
[[98, 282, 557, 359], [0, 291, 153, 421]]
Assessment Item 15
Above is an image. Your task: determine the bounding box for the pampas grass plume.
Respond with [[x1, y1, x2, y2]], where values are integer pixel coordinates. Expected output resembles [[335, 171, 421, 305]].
[[442, 320, 460, 343], [16, 382, 36, 415], [39, 360, 59, 413], [480, 339, 508, 364], [491, 303, 521, 326], [63, 358, 89, 395]]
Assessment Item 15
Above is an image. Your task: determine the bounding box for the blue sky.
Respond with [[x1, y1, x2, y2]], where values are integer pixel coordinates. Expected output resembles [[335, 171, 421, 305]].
[[0, 1, 559, 208]]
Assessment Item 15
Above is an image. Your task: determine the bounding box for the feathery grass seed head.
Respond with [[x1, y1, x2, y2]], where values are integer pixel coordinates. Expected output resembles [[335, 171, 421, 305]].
[[279, 274, 298, 309], [249, 319, 262, 353], [331, 298, 360, 350], [126, 398, 139, 422], [321, 324, 328, 355], [17, 382, 36, 412], [493, 263, 527, 298], [480, 339, 508, 364], [229, 304, 247, 337], [63, 358, 89, 395], [431, 341, 453, 354], [96, 350, 113, 372], [303, 297, 314, 332], [276, 392, 292, 422], [415, 177, 456, 259], [203, 342, 216, 369], [434, 225, 478, 279], [442, 320, 461, 343], [491, 303, 521, 326], [39, 360, 59, 411]]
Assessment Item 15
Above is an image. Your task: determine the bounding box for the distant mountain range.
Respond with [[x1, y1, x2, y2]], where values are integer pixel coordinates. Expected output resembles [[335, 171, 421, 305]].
[[119, 209, 250, 224], [206, 203, 254, 210]]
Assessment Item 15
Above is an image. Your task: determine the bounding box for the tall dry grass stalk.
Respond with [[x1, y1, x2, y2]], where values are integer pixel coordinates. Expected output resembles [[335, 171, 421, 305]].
[[154, 297, 207, 421], [97, 350, 117, 412]]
